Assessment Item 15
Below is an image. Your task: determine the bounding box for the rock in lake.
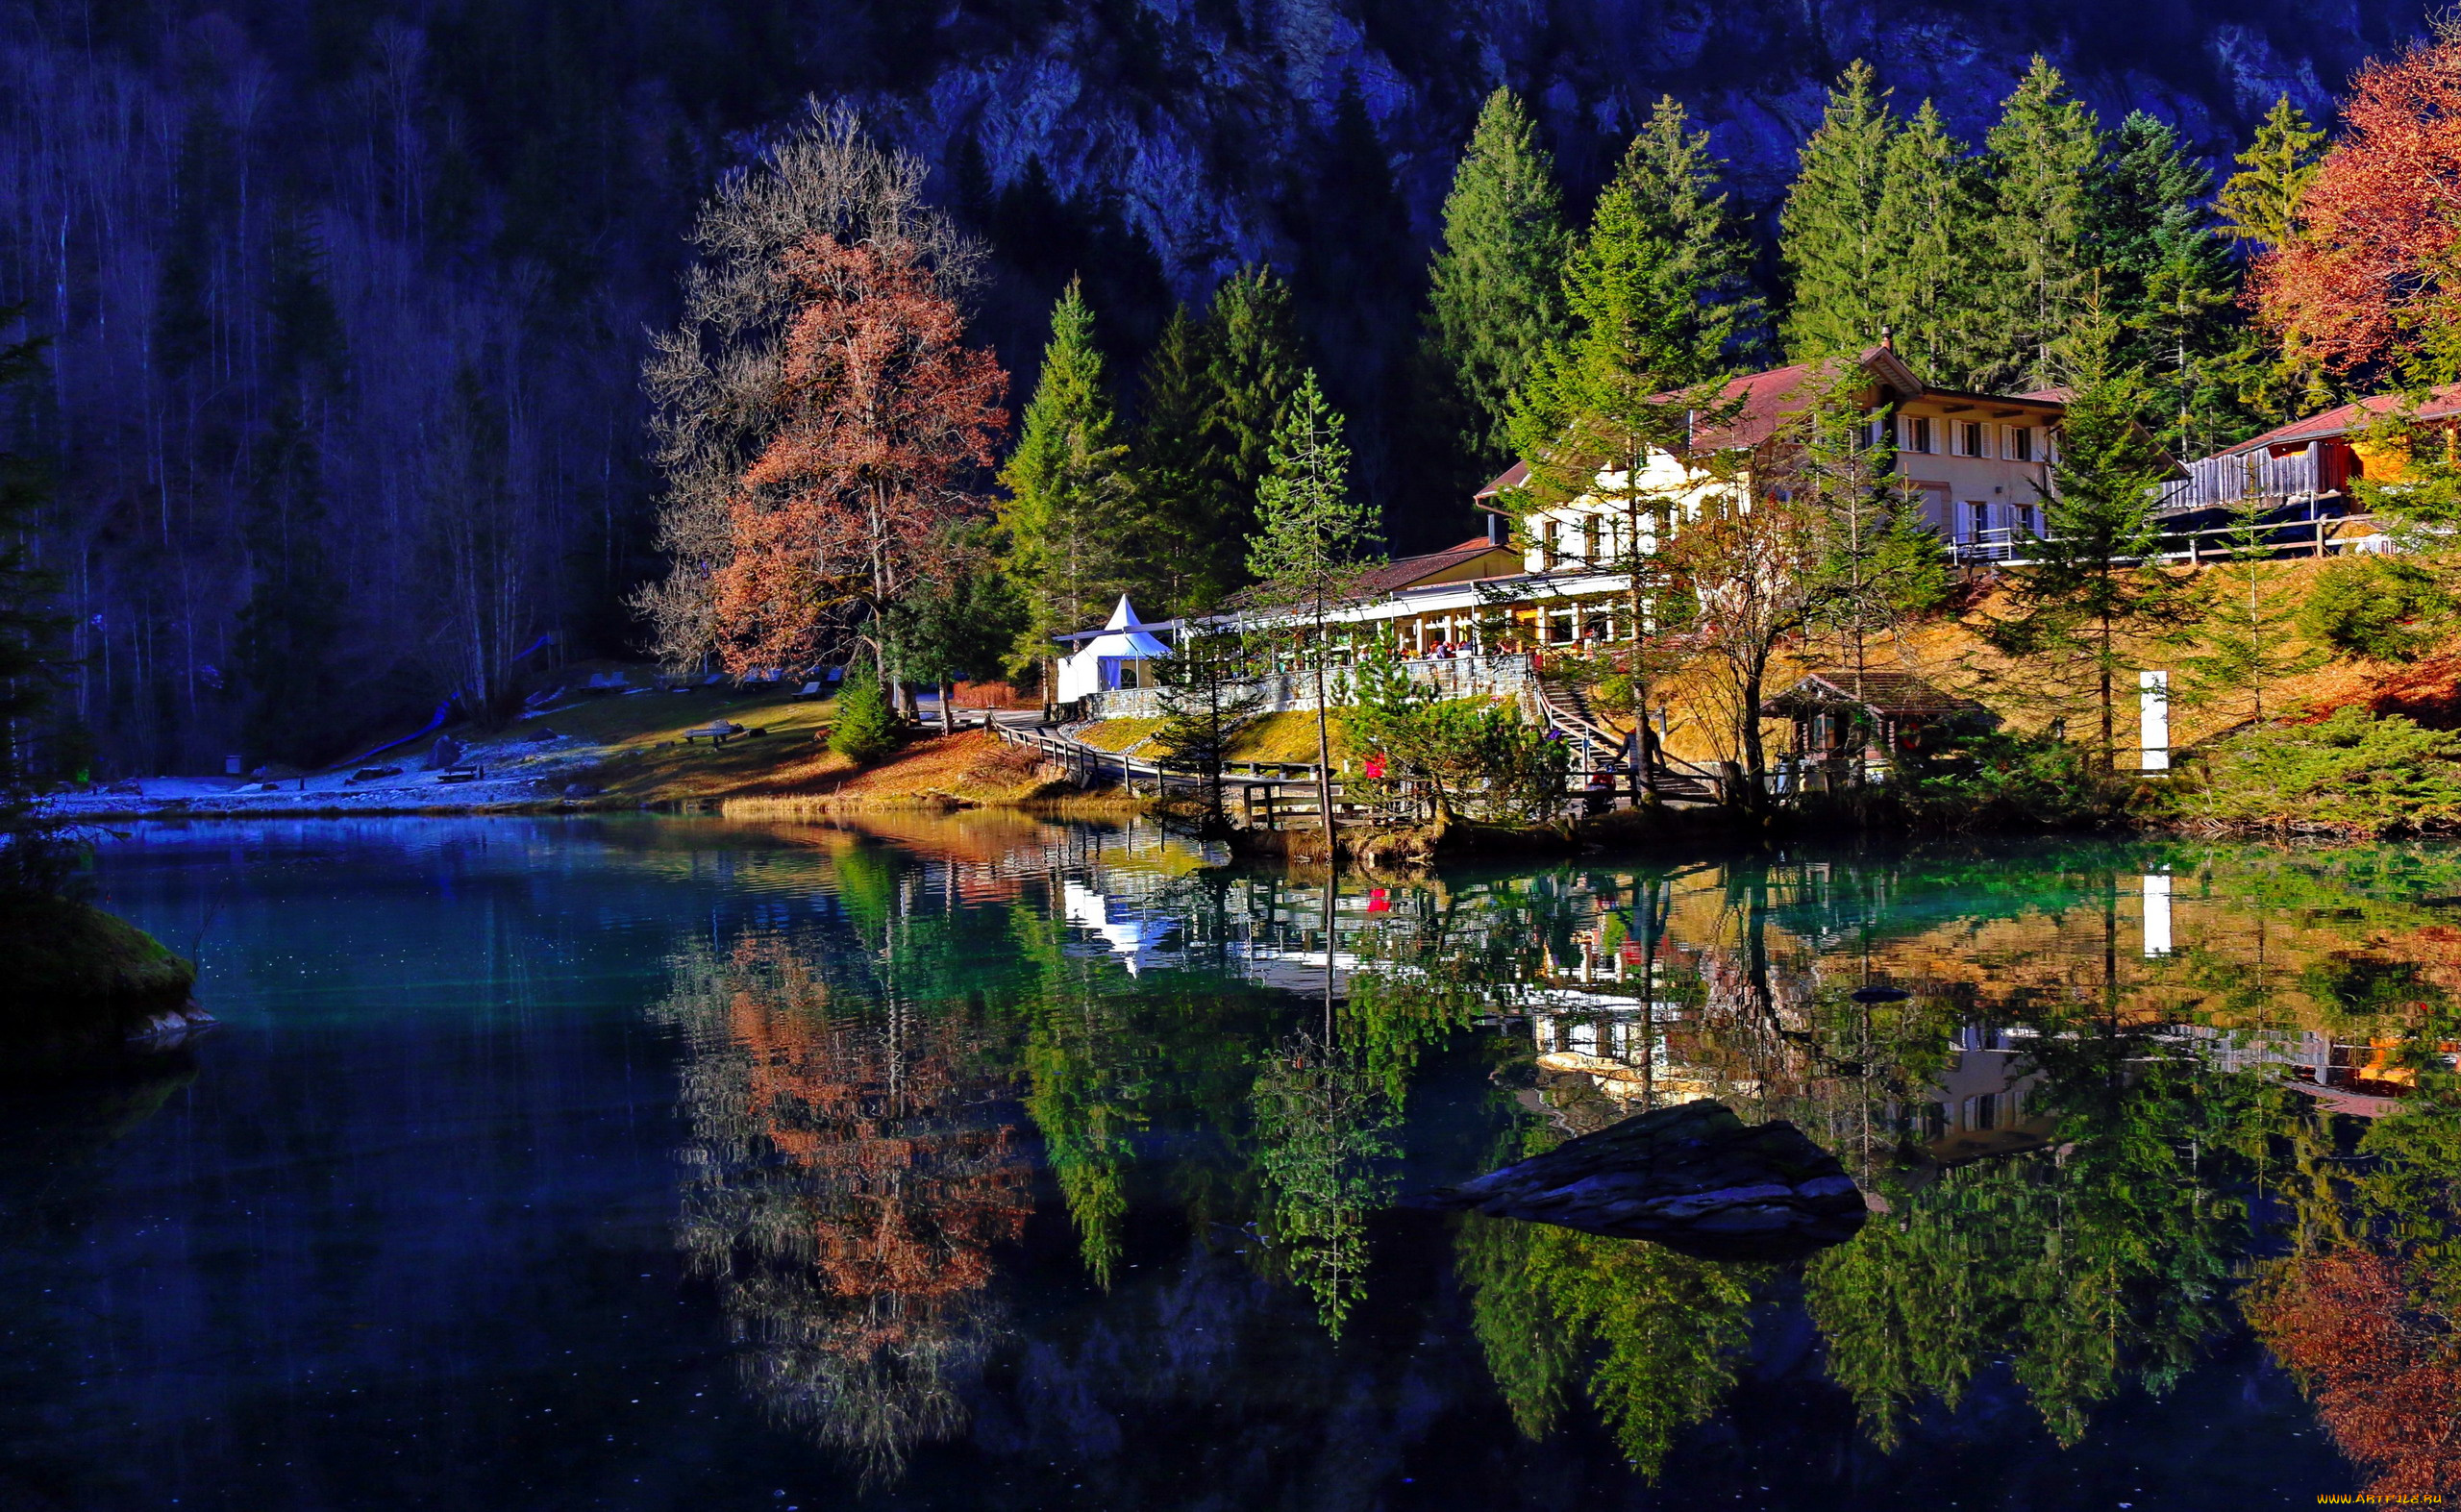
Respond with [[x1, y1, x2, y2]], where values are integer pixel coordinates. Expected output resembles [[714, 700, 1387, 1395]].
[[1417, 1100, 1867, 1261]]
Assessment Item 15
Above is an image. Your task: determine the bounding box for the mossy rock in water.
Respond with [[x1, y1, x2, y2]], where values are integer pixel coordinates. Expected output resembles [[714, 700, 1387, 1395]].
[[0, 897, 199, 1047]]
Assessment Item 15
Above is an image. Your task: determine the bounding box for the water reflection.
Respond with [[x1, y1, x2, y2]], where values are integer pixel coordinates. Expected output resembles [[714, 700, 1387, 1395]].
[[652, 928, 1031, 1483], [279, 817, 2459, 1499]]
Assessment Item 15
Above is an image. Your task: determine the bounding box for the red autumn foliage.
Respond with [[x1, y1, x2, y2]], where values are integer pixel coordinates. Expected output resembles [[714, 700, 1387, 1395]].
[[2252, 25, 2461, 378], [723, 964, 1030, 1320], [713, 234, 1007, 675], [2243, 1247, 2461, 1496]]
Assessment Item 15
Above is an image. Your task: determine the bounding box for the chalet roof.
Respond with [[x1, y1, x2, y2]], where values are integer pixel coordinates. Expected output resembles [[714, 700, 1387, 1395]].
[[1758, 670, 1987, 720], [1350, 537, 1519, 596], [2225, 383, 2461, 457], [1211, 539, 1522, 616], [1474, 460, 1529, 500], [1472, 348, 2065, 502]]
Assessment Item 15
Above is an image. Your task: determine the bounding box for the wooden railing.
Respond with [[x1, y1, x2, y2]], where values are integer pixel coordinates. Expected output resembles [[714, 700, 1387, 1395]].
[[2157, 445, 2327, 513]]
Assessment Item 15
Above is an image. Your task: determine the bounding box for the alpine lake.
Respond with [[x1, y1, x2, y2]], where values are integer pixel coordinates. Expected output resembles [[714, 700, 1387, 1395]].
[[5, 813, 2456, 1510]]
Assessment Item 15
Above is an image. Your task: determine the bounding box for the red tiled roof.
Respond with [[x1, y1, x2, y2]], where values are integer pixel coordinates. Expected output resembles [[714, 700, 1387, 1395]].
[[2225, 383, 2461, 456], [1473, 348, 2063, 497], [1474, 460, 1529, 500], [1349, 537, 1516, 597]]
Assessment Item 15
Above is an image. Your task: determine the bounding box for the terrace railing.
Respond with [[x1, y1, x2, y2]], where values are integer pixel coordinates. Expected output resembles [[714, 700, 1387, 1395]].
[[2156, 444, 2325, 514]]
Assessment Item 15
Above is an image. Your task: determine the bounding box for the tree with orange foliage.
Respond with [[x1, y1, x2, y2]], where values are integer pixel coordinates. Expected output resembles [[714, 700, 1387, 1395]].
[[711, 233, 1007, 678], [2244, 1246, 2461, 1498], [2252, 18, 2461, 384]]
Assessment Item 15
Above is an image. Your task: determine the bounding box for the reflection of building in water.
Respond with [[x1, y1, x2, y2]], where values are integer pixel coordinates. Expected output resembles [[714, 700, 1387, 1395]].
[[1061, 880, 1184, 975], [1907, 1025, 2052, 1162], [651, 935, 1030, 1484]]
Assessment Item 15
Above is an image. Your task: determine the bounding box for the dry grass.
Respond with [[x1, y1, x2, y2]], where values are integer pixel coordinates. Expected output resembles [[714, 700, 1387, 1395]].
[[1641, 558, 2386, 767], [1071, 716, 1166, 753], [718, 729, 1076, 816]]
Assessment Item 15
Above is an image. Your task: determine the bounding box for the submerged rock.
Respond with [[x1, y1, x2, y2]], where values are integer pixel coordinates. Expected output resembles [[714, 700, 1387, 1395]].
[[1417, 1100, 1867, 1261]]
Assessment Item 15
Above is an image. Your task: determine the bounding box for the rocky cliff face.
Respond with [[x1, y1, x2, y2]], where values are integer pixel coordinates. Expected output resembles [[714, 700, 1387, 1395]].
[[858, 0, 2418, 298]]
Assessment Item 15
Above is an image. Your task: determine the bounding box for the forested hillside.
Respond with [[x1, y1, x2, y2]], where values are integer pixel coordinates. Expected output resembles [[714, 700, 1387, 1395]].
[[0, 0, 2427, 775]]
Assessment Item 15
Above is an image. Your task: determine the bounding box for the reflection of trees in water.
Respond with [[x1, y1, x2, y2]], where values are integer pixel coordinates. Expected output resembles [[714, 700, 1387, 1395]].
[[1807, 1051, 2287, 1450], [653, 932, 1029, 1484], [1009, 908, 1148, 1289], [2244, 1013, 2461, 1499], [1455, 1212, 1754, 1477], [1249, 1032, 1398, 1337]]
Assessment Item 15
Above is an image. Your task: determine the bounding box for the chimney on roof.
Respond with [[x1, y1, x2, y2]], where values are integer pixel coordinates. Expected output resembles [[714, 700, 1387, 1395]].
[[1486, 510, 1504, 547], [1880, 324, 1896, 353]]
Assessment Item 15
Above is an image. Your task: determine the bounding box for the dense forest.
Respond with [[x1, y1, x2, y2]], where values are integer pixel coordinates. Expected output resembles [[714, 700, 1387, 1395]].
[[0, 0, 2432, 776]]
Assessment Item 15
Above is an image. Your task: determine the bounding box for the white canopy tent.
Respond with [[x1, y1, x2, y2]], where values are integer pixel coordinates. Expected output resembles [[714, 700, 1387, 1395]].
[[1056, 595, 1172, 704]]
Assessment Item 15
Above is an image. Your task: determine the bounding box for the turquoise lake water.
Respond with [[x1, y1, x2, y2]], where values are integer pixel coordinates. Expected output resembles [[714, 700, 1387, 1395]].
[[6, 814, 2457, 1509]]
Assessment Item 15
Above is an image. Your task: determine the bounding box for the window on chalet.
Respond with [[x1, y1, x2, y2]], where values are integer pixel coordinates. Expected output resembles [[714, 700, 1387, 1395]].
[[1580, 516, 1600, 562], [1959, 420, 1988, 458], [2005, 425, 2035, 462], [1901, 415, 1935, 454]]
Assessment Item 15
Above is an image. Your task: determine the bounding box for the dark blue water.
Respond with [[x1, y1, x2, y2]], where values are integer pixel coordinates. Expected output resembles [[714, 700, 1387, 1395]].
[[1, 817, 2435, 1510]]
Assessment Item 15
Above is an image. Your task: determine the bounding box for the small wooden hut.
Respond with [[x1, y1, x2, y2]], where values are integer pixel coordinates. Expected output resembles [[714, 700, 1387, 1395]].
[[1759, 670, 1991, 769]]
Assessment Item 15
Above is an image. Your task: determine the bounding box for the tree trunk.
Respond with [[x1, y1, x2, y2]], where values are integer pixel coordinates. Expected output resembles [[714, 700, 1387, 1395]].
[[1312, 617, 1336, 862], [1741, 655, 1768, 811], [939, 681, 954, 734]]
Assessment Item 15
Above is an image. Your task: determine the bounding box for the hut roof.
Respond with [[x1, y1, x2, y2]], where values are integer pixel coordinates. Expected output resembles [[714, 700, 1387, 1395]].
[[1759, 670, 1986, 720]]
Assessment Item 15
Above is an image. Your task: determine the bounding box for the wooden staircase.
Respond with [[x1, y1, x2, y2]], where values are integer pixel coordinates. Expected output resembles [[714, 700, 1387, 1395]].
[[1532, 674, 1721, 805]]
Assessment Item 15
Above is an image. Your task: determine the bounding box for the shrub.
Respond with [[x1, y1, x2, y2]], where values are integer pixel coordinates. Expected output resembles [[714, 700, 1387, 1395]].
[[828, 675, 898, 763], [1897, 731, 2132, 830], [2299, 555, 2452, 660], [2181, 707, 2461, 834]]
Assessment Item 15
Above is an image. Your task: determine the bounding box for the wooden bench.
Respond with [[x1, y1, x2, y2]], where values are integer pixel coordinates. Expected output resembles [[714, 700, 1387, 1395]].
[[683, 722, 764, 747]]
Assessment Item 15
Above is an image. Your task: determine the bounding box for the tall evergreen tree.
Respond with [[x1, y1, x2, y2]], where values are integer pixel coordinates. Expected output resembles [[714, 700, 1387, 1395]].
[[1130, 304, 1218, 610], [1881, 102, 1990, 386], [2089, 112, 2250, 456], [1581, 97, 1761, 394], [236, 211, 350, 765], [1780, 68, 1987, 385], [1506, 97, 1757, 792], [1977, 58, 2102, 393], [1978, 305, 2196, 768], [2216, 96, 2333, 425], [1247, 370, 1380, 852], [1423, 87, 1571, 468], [2217, 95, 2327, 252], [998, 279, 1136, 690], [1198, 264, 1305, 603], [1779, 62, 1900, 362]]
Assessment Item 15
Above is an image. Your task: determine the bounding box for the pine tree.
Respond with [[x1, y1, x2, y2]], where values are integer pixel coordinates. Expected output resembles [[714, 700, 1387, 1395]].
[[1199, 265, 1306, 602], [2217, 95, 2326, 252], [1423, 87, 1572, 467], [1779, 62, 1900, 362], [1506, 97, 1756, 793], [2091, 112, 2249, 456], [997, 279, 1134, 690], [1569, 97, 1762, 397], [1882, 102, 1991, 386], [2217, 96, 2334, 424], [2179, 493, 2324, 728], [1780, 70, 1987, 384], [1129, 304, 1218, 610], [1247, 370, 1380, 850], [1978, 304, 2196, 768], [1977, 58, 2102, 393]]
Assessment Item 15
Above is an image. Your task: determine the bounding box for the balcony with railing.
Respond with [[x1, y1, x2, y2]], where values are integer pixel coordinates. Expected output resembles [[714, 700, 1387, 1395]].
[[2156, 443, 2332, 515]]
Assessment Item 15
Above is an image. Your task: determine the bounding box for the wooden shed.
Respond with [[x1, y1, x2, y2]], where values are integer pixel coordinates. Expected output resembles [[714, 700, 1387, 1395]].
[[1759, 670, 1991, 766]]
